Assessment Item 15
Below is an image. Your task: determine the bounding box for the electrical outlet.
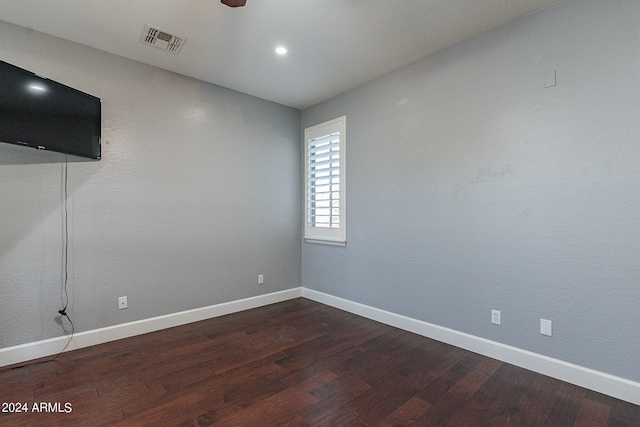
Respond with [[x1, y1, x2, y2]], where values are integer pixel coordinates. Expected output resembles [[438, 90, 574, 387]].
[[118, 296, 128, 310], [540, 319, 552, 336], [258, 274, 264, 285], [491, 309, 501, 325]]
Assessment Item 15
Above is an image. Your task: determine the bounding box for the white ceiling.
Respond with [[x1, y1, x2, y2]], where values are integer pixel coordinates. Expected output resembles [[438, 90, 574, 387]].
[[0, 0, 563, 110]]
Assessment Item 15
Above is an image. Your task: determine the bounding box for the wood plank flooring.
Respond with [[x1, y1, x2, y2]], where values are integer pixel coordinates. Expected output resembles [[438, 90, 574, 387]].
[[1, 298, 638, 426]]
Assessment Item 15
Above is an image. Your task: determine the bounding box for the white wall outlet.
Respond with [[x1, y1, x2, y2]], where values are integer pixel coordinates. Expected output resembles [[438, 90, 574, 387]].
[[540, 318, 552, 336], [491, 309, 501, 325], [118, 296, 128, 310], [258, 274, 264, 285]]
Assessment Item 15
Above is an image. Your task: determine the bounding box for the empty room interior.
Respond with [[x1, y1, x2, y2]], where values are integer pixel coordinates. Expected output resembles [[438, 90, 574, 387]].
[[1, 0, 639, 425]]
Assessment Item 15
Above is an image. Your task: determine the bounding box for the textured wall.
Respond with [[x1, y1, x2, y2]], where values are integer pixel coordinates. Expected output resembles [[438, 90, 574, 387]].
[[0, 21, 301, 348], [302, 0, 640, 382]]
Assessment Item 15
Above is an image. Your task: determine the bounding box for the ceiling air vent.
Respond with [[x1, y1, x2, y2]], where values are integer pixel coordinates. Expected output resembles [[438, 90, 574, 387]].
[[140, 24, 185, 54]]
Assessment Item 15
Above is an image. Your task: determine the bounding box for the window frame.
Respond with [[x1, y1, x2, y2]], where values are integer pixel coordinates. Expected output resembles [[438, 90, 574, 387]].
[[303, 116, 346, 246]]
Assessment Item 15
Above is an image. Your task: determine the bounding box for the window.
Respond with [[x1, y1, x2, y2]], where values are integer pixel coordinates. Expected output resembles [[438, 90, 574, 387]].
[[304, 116, 346, 245]]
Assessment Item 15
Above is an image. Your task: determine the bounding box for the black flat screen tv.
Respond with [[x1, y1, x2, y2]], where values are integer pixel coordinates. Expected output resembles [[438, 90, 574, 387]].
[[0, 60, 101, 160]]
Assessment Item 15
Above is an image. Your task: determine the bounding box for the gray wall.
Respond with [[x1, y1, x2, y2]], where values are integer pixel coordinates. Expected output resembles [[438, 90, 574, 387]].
[[302, 0, 640, 382], [3, 0, 639, 386], [0, 21, 301, 348]]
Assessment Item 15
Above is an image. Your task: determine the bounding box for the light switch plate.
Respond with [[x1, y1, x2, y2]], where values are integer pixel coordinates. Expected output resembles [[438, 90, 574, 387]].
[[544, 70, 556, 88], [540, 318, 552, 336]]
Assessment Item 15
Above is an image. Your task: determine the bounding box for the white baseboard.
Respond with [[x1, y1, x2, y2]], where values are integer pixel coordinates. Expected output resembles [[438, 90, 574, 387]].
[[3, 286, 638, 406], [301, 288, 640, 406], [0, 288, 302, 368]]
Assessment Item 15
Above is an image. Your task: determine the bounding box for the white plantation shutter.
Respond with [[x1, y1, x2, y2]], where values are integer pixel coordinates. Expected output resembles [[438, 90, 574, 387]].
[[304, 116, 346, 245], [308, 133, 340, 228]]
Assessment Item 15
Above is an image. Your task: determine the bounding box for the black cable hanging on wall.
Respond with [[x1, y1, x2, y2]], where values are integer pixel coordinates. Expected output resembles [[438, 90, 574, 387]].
[[0, 156, 75, 373], [53, 154, 75, 360]]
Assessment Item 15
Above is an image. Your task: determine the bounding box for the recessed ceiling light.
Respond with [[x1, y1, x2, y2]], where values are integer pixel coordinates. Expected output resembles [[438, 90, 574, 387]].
[[275, 46, 288, 55]]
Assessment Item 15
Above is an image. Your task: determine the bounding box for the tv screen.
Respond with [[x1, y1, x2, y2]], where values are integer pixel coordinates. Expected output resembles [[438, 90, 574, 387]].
[[0, 60, 101, 160]]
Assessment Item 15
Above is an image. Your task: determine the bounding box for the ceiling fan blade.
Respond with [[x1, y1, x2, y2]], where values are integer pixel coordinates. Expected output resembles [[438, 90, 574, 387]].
[[221, 0, 247, 7]]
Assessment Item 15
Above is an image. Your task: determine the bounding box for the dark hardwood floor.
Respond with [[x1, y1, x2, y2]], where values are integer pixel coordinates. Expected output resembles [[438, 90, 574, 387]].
[[1, 298, 638, 426]]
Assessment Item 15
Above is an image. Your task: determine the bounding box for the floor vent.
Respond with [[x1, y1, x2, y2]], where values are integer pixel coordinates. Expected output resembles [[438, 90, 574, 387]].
[[140, 24, 185, 54]]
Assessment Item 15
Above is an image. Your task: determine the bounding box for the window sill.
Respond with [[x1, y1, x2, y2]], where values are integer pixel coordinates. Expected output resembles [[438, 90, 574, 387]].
[[304, 237, 346, 247]]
